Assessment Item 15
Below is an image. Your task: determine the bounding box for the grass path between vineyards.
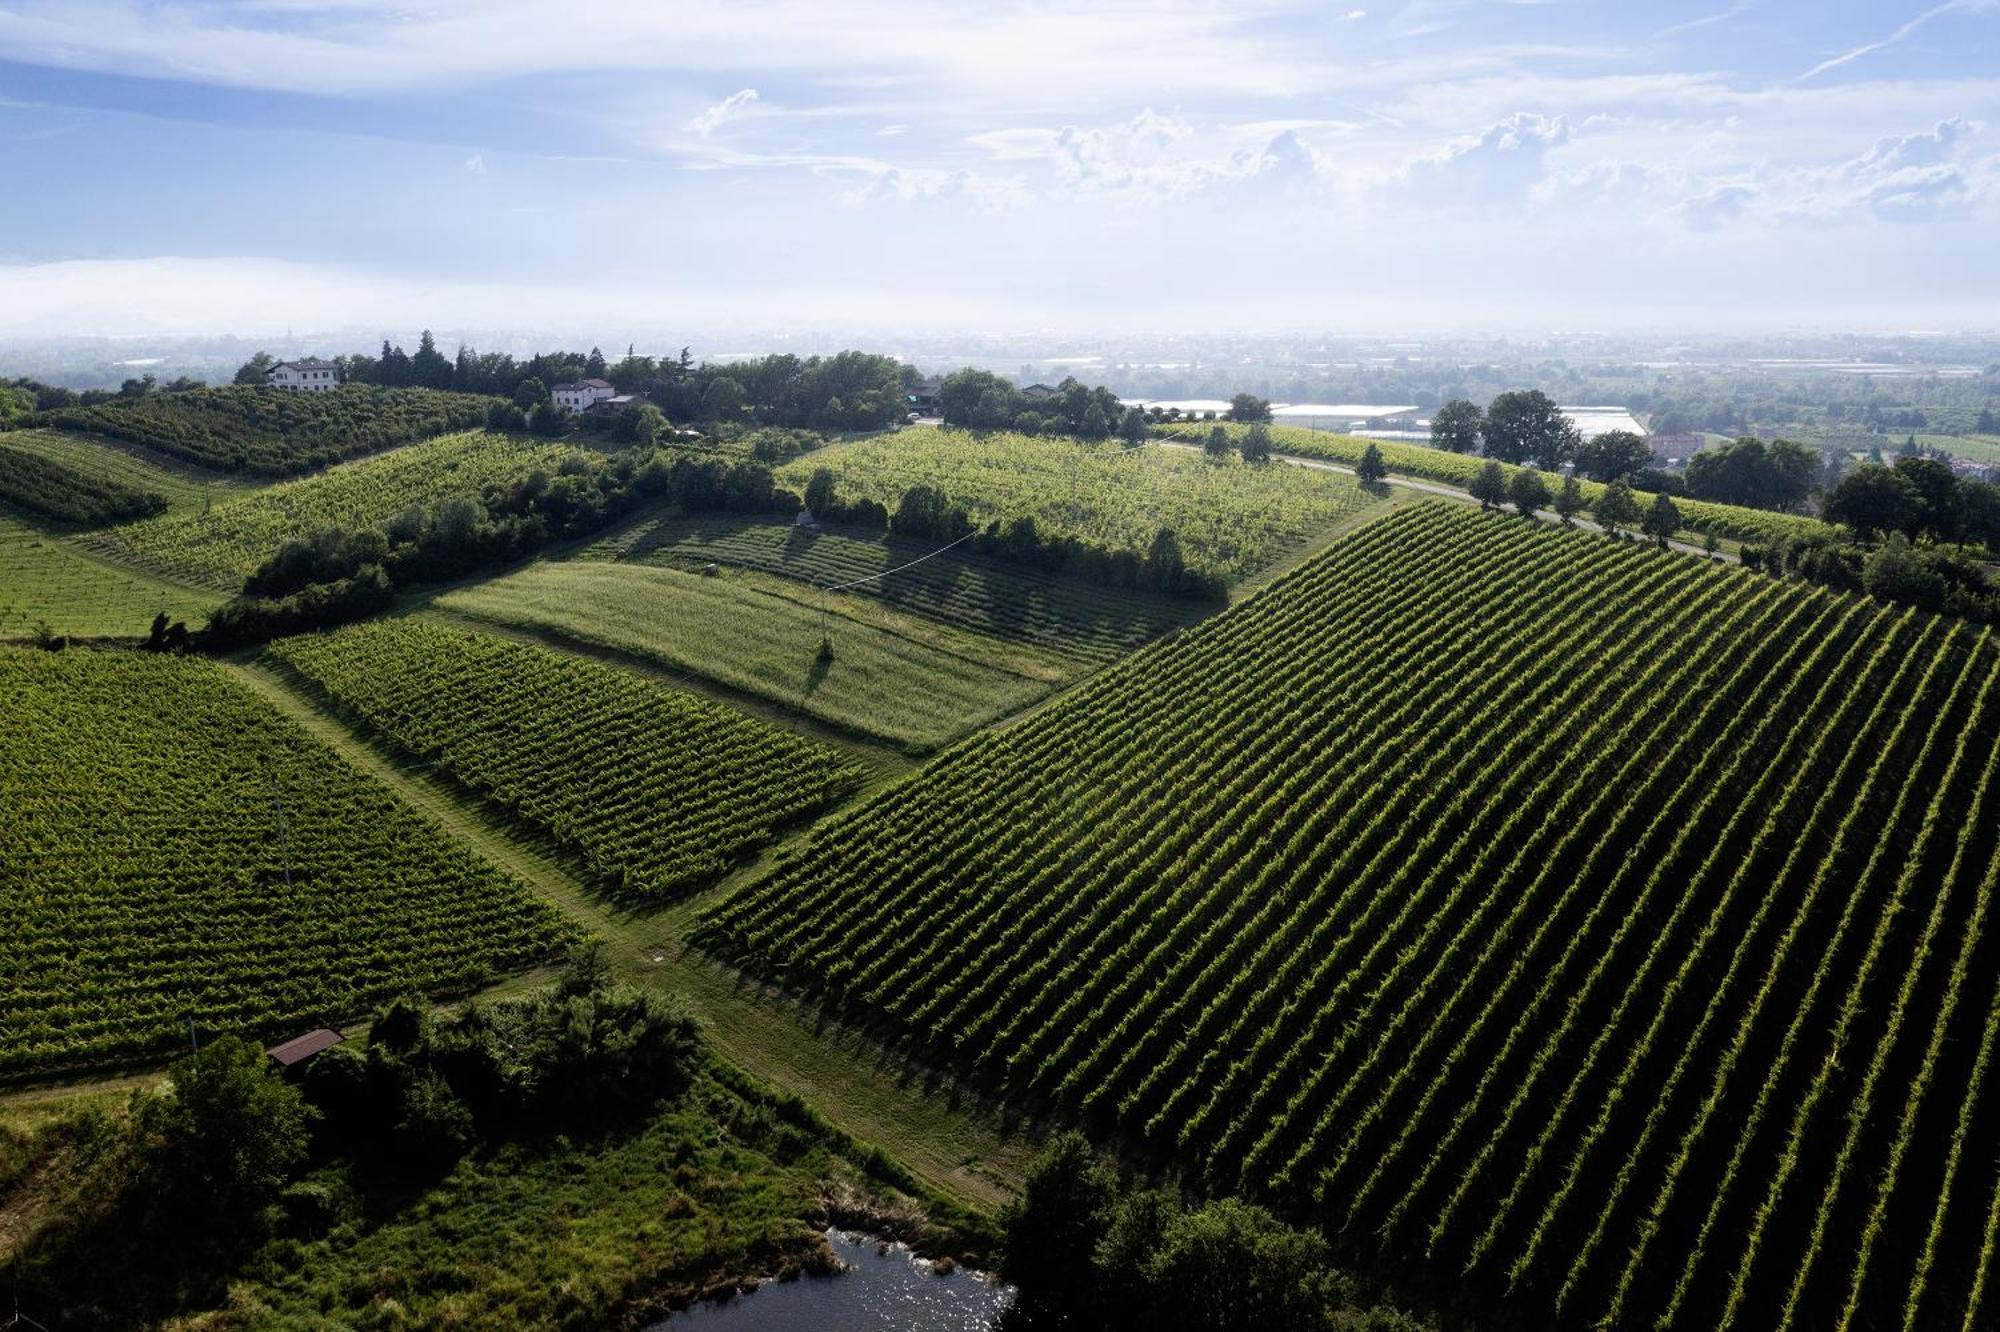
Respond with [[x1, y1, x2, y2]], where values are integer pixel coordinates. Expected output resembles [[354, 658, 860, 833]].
[[216, 657, 1039, 1210]]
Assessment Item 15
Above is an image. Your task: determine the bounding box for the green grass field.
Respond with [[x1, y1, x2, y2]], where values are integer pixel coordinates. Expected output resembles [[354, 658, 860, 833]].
[[0, 428, 264, 517], [434, 558, 1069, 750], [585, 511, 1205, 667], [701, 500, 2000, 1332], [776, 426, 1382, 583], [0, 647, 575, 1078], [0, 508, 223, 639], [82, 431, 585, 589]]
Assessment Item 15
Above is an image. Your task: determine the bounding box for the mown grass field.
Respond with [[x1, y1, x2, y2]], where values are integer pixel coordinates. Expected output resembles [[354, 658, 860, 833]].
[[701, 501, 2000, 1331], [434, 558, 1069, 749], [0, 508, 223, 639], [270, 619, 867, 898], [0, 427, 264, 518], [0, 647, 575, 1079], [83, 431, 584, 588], [775, 426, 1382, 583], [586, 511, 1205, 666]]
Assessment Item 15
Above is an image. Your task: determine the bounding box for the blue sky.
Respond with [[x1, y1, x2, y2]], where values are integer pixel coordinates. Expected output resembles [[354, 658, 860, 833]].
[[2, 0, 1997, 336]]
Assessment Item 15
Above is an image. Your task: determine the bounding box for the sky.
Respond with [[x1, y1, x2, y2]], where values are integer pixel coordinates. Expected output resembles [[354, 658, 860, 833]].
[[1, 0, 1998, 338]]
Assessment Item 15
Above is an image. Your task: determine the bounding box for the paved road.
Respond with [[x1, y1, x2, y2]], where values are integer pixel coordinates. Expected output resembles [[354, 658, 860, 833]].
[[1154, 440, 1735, 564]]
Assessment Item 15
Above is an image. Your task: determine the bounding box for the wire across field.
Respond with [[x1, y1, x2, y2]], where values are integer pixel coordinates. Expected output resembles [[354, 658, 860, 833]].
[[774, 426, 1382, 584], [269, 619, 867, 898], [83, 431, 585, 588], [433, 559, 1069, 750], [584, 512, 1205, 667], [699, 501, 2000, 1332], [0, 647, 575, 1079]]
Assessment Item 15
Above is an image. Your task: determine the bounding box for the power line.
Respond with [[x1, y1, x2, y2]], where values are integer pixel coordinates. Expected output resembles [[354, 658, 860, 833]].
[[819, 529, 979, 593]]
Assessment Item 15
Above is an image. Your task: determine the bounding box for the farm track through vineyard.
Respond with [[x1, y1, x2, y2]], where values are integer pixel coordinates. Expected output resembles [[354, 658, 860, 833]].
[[697, 501, 2000, 1330]]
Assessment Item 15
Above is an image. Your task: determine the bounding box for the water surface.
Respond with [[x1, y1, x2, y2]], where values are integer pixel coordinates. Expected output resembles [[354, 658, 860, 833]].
[[661, 1229, 1012, 1331]]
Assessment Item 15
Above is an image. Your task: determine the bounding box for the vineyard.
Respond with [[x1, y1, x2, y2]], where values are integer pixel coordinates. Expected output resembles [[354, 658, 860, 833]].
[[585, 512, 1204, 666], [1168, 422, 1844, 546], [0, 427, 264, 517], [0, 510, 223, 639], [774, 426, 1380, 583], [699, 501, 2000, 1331], [34, 385, 494, 476], [0, 441, 167, 525], [270, 619, 866, 898], [0, 647, 574, 1078], [434, 559, 1067, 750], [85, 431, 586, 588]]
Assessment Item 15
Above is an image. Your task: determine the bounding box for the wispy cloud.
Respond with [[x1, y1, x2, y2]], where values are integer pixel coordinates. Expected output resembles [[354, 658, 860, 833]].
[[1796, 0, 1994, 82], [686, 88, 759, 138]]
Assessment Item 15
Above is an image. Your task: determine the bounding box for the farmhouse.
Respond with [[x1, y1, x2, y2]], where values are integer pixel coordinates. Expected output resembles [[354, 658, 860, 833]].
[[906, 377, 941, 415], [269, 357, 341, 392], [552, 378, 616, 413]]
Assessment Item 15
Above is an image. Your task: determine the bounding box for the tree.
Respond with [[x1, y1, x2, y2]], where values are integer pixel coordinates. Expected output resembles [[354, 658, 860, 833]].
[[136, 1037, 314, 1232], [803, 467, 836, 517], [1204, 426, 1231, 460], [936, 368, 1020, 429], [700, 376, 747, 421], [1894, 456, 1963, 542], [1508, 467, 1552, 517], [1484, 390, 1579, 468], [1684, 437, 1818, 512], [1240, 423, 1272, 463], [585, 346, 607, 378], [1823, 464, 1919, 540], [1355, 442, 1387, 486], [1594, 479, 1641, 535], [1554, 474, 1585, 524], [1118, 407, 1149, 444], [529, 401, 565, 437], [1863, 535, 1950, 612], [1574, 430, 1651, 483], [997, 1133, 1117, 1320], [1469, 460, 1508, 510], [1979, 406, 1996, 435], [1430, 398, 1482, 453], [411, 330, 453, 390], [1079, 403, 1111, 440], [512, 376, 548, 409], [1641, 490, 1683, 545], [1225, 393, 1272, 423], [233, 352, 277, 386]]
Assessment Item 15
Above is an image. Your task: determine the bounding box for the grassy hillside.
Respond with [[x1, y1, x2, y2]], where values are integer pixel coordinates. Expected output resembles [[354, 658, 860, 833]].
[[700, 501, 2000, 1331], [269, 619, 866, 898], [0, 427, 263, 517], [1175, 422, 1845, 546], [0, 647, 574, 1078], [0, 510, 223, 639], [776, 426, 1381, 583], [435, 559, 1071, 750], [33, 385, 493, 476], [84, 431, 585, 588], [586, 511, 1205, 666]]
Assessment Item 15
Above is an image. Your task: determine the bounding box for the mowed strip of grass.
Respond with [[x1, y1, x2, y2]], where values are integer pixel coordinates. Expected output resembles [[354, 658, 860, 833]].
[[587, 512, 1205, 667], [0, 508, 222, 639], [433, 559, 1067, 751], [0, 428, 263, 518]]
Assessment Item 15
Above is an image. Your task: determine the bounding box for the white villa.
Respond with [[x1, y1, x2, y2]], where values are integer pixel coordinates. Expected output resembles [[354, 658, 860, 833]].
[[269, 357, 341, 392], [552, 378, 616, 413]]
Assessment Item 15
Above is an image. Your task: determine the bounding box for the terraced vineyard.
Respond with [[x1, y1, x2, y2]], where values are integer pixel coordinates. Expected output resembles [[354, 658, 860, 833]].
[[435, 559, 1066, 750], [775, 426, 1381, 583], [585, 512, 1204, 666], [0, 647, 573, 1078], [271, 619, 866, 898], [85, 431, 585, 588], [700, 501, 2000, 1331], [35, 385, 493, 475], [1168, 422, 1843, 546]]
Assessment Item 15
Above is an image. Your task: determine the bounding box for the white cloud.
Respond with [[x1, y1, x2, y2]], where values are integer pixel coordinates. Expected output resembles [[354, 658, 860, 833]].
[[686, 88, 759, 138], [1797, 0, 1999, 83], [1399, 111, 1570, 206], [463, 152, 486, 173], [1680, 182, 1756, 230]]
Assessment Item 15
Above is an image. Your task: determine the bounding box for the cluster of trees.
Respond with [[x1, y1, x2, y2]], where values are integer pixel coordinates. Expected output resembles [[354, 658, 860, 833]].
[[1, 373, 205, 413], [1744, 532, 2000, 624], [936, 370, 1131, 437], [204, 447, 793, 646], [1679, 436, 1821, 512], [1466, 461, 1685, 545], [1821, 455, 2000, 545], [8, 951, 701, 1323], [801, 468, 1224, 600], [1429, 391, 1582, 470], [235, 340, 911, 432], [997, 1134, 1427, 1332]]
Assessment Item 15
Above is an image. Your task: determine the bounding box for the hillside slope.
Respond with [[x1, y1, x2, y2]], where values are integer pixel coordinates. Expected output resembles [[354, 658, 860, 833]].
[[699, 501, 2000, 1331]]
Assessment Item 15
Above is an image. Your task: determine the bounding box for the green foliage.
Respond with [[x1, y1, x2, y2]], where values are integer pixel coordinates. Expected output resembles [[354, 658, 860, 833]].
[[777, 427, 1379, 586], [1241, 423, 1274, 463], [1204, 425, 1232, 459], [1429, 398, 1482, 454], [1507, 467, 1552, 517], [36, 385, 494, 476], [270, 619, 865, 897], [1468, 459, 1507, 509], [1593, 478, 1641, 533], [1575, 429, 1652, 483], [136, 1037, 315, 1229], [0, 508, 223, 639], [0, 441, 167, 524], [1642, 489, 1684, 544], [1355, 442, 1388, 486], [1554, 474, 1586, 523], [1226, 393, 1274, 423], [0, 647, 575, 1077], [1683, 436, 1820, 513], [700, 501, 2000, 1330], [1482, 389, 1579, 469]]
